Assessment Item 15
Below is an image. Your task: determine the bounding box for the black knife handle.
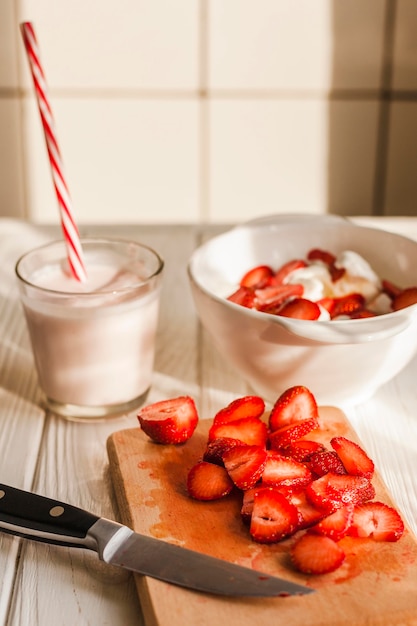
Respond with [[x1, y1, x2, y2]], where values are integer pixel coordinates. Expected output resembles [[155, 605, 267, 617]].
[[0, 483, 99, 548]]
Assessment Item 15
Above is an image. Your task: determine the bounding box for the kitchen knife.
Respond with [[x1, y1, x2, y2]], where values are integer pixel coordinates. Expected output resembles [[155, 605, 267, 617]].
[[0, 483, 313, 598]]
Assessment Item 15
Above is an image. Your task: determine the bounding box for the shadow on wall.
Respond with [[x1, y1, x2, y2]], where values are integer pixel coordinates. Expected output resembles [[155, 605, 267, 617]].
[[328, 0, 397, 218]]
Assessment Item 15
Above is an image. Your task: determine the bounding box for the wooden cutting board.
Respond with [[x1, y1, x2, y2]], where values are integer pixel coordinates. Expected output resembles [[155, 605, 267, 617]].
[[107, 406, 417, 626]]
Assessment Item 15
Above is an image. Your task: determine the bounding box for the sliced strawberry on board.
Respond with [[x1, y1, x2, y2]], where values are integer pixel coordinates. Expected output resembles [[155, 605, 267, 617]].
[[290, 532, 346, 575], [287, 439, 325, 463], [187, 461, 234, 501], [268, 417, 319, 451], [223, 444, 267, 490], [348, 501, 405, 542], [277, 297, 321, 320], [239, 264, 275, 289], [310, 503, 354, 541], [262, 451, 312, 491], [208, 416, 268, 447], [392, 286, 417, 311], [250, 488, 299, 543], [269, 385, 319, 432], [289, 491, 326, 530], [203, 437, 244, 465], [274, 259, 307, 284], [227, 286, 256, 308], [306, 473, 375, 514], [241, 486, 257, 524], [212, 395, 265, 426], [308, 449, 347, 477], [330, 436, 374, 478], [138, 396, 198, 444]]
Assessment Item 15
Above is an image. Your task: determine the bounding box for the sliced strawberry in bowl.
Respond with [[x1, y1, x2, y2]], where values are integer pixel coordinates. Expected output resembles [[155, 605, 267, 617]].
[[255, 284, 303, 312], [269, 385, 319, 432], [277, 297, 321, 320], [212, 395, 265, 426], [330, 436, 374, 478], [223, 444, 267, 490], [290, 532, 346, 575], [392, 286, 417, 311], [138, 396, 198, 444], [227, 286, 256, 308], [239, 264, 275, 289], [187, 461, 234, 501], [348, 501, 405, 542], [250, 487, 299, 543], [274, 258, 307, 284]]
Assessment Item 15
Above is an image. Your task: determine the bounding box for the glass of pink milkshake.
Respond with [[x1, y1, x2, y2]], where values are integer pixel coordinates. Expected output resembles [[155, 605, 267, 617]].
[[15, 238, 164, 421]]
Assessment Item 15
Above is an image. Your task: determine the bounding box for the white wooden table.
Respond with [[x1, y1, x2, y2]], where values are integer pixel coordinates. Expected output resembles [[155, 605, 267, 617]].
[[0, 217, 417, 626]]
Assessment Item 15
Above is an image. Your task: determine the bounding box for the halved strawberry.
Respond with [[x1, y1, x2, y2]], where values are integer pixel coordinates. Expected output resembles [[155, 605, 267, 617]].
[[392, 286, 417, 311], [348, 501, 405, 542], [269, 385, 319, 432], [306, 473, 375, 514], [289, 491, 326, 530], [330, 436, 374, 478], [278, 297, 321, 320], [227, 286, 256, 308], [308, 449, 347, 477], [262, 451, 312, 490], [290, 533, 345, 575], [250, 488, 299, 543], [208, 416, 268, 447], [268, 417, 319, 451], [223, 445, 267, 490], [212, 395, 265, 426], [240, 264, 275, 289], [137, 396, 198, 444], [310, 504, 354, 540], [203, 437, 243, 465], [274, 259, 307, 284], [187, 461, 234, 501], [287, 439, 325, 463]]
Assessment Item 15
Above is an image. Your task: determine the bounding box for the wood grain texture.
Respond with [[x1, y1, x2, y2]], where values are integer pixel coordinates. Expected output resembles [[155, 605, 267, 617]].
[[107, 407, 417, 626]]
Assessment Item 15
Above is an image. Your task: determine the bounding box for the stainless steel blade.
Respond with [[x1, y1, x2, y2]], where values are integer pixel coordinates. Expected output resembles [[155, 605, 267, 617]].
[[89, 518, 313, 597]]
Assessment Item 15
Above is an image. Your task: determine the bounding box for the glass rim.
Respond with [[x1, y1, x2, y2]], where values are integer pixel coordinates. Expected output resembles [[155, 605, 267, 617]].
[[15, 236, 164, 297]]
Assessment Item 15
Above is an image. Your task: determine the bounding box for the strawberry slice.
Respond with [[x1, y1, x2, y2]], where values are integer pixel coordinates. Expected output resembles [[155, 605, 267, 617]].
[[289, 491, 326, 529], [310, 504, 354, 540], [187, 461, 234, 501], [227, 286, 256, 308], [349, 501, 405, 542], [382, 279, 402, 299], [330, 293, 366, 318], [306, 473, 375, 514], [203, 437, 243, 465], [212, 395, 265, 426], [240, 486, 257, 524], [392, 286, 417, 311], [255, 284, 304, 312], [269, 417, 319, 451], [274, 259, 307, 284], [308, 449, 347, 477], [330, 436, 374, 478], [269, 385, 319, 432], [223, 444, 267, 490], [240, 264, 275, 289], [262, 451, 312, 490], [250, 488, 299, 543], [307, 248, 337, 266], [278, 297, 321, 320], [208, 416, 268, 447], [137, 396, 198, 444], [287, 439, 325, 463], [290, 533, 345, 575]]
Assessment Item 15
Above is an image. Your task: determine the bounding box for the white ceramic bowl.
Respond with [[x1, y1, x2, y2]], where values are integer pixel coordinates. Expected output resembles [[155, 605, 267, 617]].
[[187, 215, 417, 406]]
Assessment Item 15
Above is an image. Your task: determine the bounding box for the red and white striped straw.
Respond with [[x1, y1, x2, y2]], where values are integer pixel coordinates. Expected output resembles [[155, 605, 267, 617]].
[[20, 21, 87, 282]]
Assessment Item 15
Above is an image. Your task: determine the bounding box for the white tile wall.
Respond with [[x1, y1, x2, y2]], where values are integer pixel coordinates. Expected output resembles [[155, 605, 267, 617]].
[[0, 0, 416, 223]]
